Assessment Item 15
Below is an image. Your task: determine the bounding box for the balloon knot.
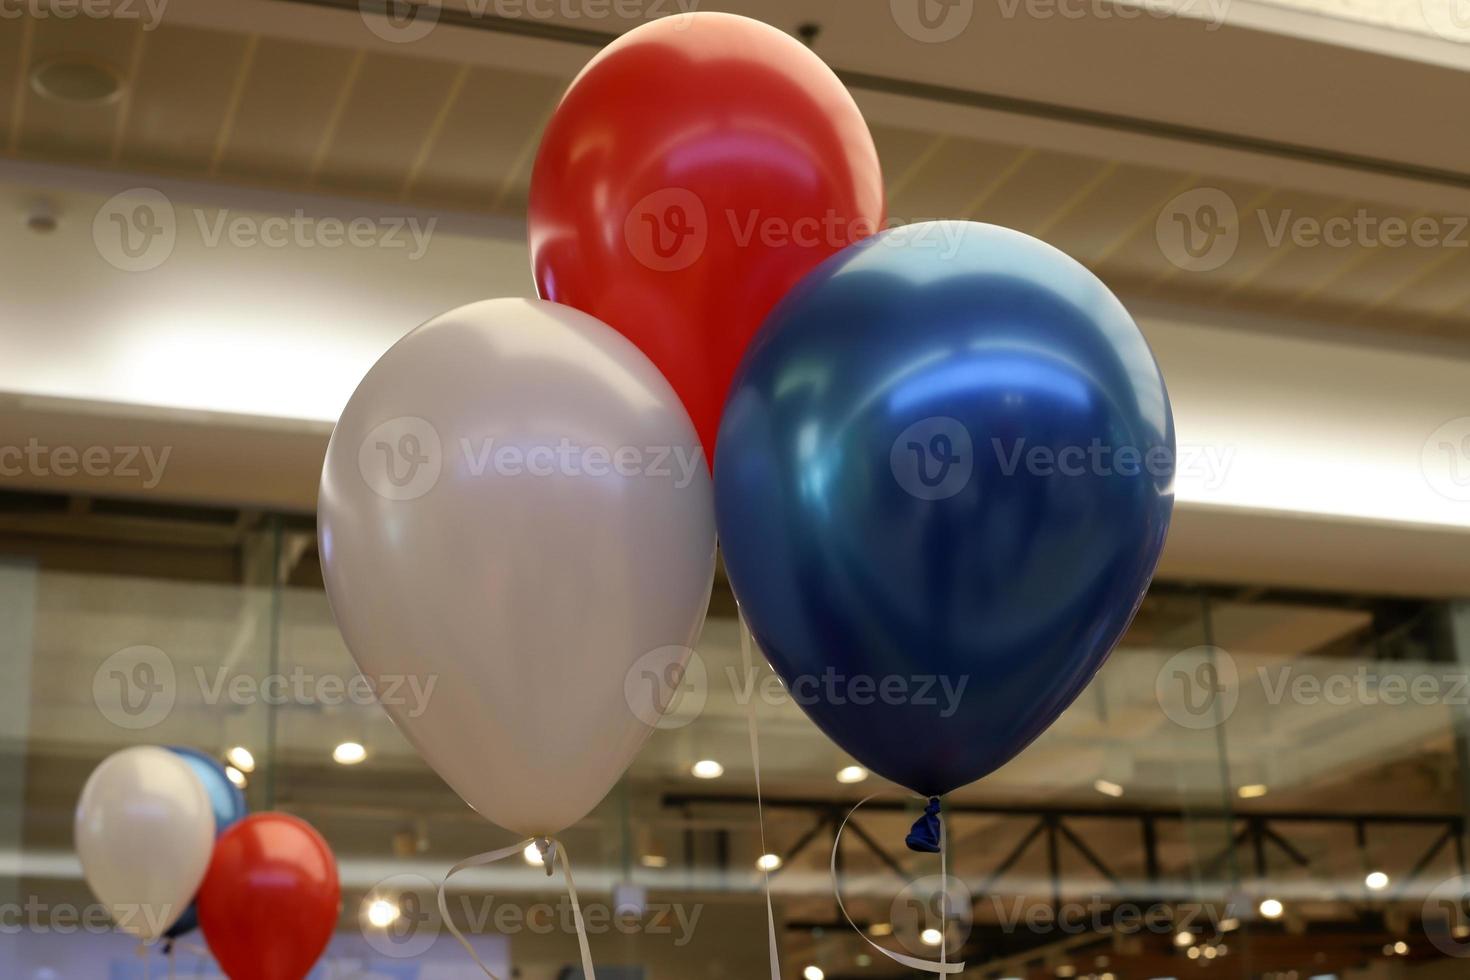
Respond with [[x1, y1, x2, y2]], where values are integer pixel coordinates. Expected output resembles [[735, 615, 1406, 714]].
[[535, 837, 557, 878], [905, 797, 943, 854]]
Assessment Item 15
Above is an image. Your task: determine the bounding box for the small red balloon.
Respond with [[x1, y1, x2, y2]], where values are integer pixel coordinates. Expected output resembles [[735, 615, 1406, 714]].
[[530, 12, 886, 459], [198, 813, 340, 980]]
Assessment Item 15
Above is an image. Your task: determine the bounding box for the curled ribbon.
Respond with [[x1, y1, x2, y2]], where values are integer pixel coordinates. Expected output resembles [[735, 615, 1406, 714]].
[[831, 793, 965, 975], [438, 836, 597, 979]]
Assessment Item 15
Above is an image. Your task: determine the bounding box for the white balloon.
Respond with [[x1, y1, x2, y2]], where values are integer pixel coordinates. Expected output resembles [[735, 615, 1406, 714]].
[[319, 298, 715, 837], [75, 746, 215, 940]]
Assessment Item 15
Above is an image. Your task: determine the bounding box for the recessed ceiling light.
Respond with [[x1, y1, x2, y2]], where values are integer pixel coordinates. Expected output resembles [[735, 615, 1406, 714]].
[[333, 742, 367, 765], [1259, 898, 1284, 920], [30, 57, 124, 106], [691, 760, 724, 780], [920, 927, 943, 946], [524, 843, 545, 867], [868, 922, 893, 938], [802, 967, 824, 980], [1238, 783, 1268, 799], [640, 854, 668, 869], [836, 765, 869, 785], [756, 853, 783, 872], [1093, 778, 1124, 798], [224, 765, 247, 789], [1365, 871, 1389, 890], [1175, 930, 1195, 947], [365, 899, 400, 928], [226, 746, 255, 773], [1393, 940, 1408, 955]]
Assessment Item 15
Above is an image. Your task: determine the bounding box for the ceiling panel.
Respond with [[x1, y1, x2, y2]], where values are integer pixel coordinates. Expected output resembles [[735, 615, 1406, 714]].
[[412, 65, 567, 210], [311, 49, 466, 199], [118, 24, 253, 174], [0, 7, 1465, 343], [214, 36, 363, 185]]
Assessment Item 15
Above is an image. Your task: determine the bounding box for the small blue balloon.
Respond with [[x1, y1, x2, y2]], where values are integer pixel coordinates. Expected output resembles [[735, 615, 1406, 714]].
[[715, 221, 1174, 798], [164, 747, 247, 941]]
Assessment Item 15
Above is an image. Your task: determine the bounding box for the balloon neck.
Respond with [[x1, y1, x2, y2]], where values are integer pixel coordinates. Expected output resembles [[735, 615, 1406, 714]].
[[905, 797, 944, 854], [534, 837, 557, 878]]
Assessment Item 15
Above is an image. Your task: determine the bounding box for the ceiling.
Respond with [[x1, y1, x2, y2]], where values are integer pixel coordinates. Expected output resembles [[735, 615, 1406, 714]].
[[2, 0, 1469, 342]]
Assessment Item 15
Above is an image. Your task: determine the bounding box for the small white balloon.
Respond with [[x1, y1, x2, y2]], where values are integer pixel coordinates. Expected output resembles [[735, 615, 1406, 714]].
[[75, 746, 215, 940], [319, 298, 716, 837]]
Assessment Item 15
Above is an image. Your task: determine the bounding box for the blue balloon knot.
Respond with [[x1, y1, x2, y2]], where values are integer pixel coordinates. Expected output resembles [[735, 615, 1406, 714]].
[[905, 797, 943, 853]]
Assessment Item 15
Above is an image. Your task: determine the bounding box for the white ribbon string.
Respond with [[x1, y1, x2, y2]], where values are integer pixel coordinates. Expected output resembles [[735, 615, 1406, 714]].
[[738, 608, 783, 979], [439, 837, 598, 980], [830, 794, 965, 975]]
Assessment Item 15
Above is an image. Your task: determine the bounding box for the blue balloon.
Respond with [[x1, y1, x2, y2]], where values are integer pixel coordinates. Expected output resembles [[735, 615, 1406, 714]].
[[163, 747, 247, 941], [715, 221, 1174, 799]]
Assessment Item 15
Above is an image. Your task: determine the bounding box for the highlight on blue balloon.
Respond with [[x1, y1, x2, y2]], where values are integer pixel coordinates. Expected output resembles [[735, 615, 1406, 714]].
[[715, 220, 1175, 801]]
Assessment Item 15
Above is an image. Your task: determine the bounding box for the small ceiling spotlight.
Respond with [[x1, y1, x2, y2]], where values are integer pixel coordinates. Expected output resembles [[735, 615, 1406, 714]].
[[1093, 778, 1124, 798], [226, 746, 256, 773], [1238, 784, 1268, 799], [333, 742, 367, 765], [1365, 871, 1390, 890], [691, 760, 724, 780], [836, 765, 869, 785], [1258, 898, 1284, 920], [366, 899, 400, 928], [224, 765, 247, 789], [756, 854, 783, 872]]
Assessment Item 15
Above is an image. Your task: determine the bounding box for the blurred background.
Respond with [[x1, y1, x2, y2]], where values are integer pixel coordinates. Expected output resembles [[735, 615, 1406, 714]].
[[2, 0, 1470, 977]]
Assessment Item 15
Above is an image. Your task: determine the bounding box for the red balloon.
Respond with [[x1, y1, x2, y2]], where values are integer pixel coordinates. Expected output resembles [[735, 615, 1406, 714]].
[[530, 12, 886, 458], [198, 813, 340, 980]]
